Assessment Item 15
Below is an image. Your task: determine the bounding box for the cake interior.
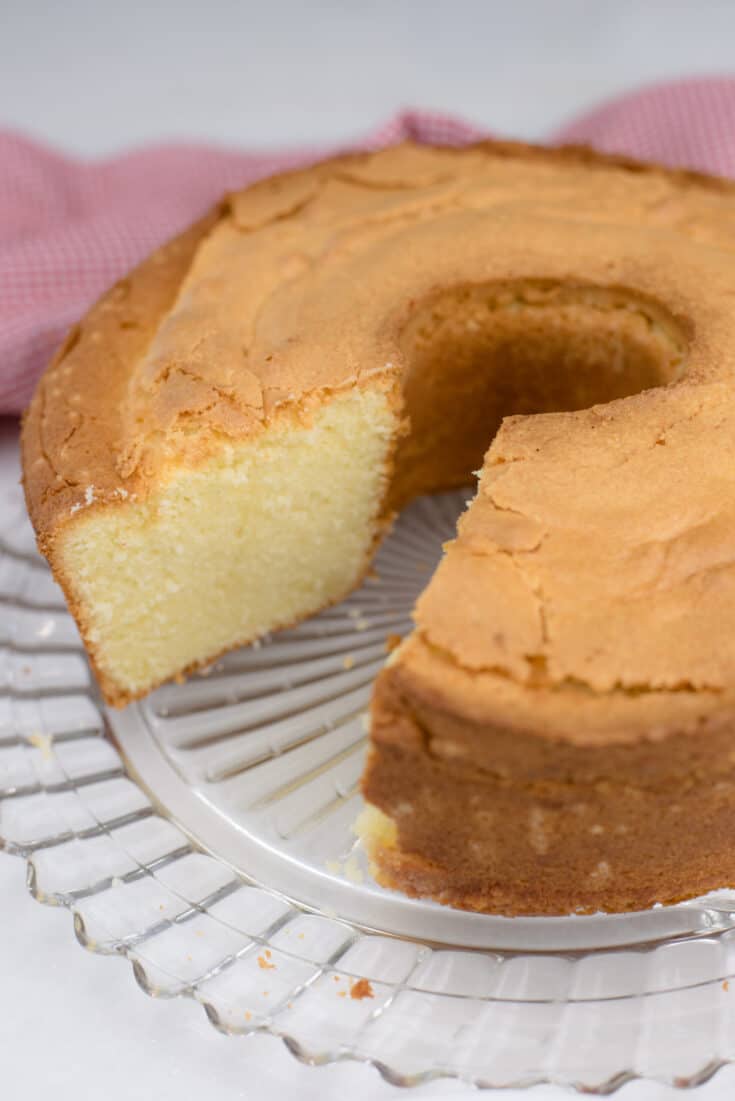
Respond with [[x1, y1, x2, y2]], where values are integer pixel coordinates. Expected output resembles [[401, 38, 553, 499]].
[[58, 279, 687, 704], [57, 387, 396, 700]]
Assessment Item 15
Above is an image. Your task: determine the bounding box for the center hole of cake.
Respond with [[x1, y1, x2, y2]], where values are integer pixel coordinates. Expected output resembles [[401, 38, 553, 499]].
[[392, 279, 689, 503]]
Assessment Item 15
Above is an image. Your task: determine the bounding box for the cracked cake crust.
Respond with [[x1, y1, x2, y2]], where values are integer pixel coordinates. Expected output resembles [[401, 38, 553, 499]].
[[21, 139, 735, 912]]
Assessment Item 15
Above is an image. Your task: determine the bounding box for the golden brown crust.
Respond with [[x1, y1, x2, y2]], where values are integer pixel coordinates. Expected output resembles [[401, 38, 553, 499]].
[[21, 209, 223, 541], [363, 649, 735, 914], [362, 741, 735, 915], [22, 137, 735, 549], [22, 138, 735, 703]]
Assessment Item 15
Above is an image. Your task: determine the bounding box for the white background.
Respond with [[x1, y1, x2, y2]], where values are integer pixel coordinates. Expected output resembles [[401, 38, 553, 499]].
[[4, 1, 735, 1097], [6, 0, 735, 154]]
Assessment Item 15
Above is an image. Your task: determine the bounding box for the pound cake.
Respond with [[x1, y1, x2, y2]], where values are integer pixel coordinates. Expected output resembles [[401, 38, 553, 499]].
[[22, 140, 735, 915]]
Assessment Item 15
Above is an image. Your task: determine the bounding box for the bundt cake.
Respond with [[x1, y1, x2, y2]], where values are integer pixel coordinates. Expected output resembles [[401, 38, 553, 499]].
[[22, 140, 735, 914]]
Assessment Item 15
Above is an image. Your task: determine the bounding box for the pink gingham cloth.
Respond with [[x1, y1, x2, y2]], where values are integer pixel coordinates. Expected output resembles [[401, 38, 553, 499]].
[[4, 76, 735, 415]]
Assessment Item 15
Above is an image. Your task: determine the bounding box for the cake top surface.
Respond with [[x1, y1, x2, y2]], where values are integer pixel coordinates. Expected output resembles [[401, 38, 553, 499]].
[[23, 139, 735, 530]]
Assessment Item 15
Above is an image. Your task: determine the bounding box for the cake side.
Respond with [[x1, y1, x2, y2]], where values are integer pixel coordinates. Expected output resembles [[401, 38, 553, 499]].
[[360, 636, 735, 915], [358, 752, 735, 915]]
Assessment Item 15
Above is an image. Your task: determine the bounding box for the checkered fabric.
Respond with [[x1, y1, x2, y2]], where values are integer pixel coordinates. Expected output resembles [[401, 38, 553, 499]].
[[4, 77, 735, 413]]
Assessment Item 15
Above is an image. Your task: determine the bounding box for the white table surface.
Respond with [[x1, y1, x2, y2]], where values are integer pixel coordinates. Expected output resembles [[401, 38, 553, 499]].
[[4, 1, 735, 1096]]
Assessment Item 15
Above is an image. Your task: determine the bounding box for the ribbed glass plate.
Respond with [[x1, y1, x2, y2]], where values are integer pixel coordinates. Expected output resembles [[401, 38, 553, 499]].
[[4, 482, 735, 1093]]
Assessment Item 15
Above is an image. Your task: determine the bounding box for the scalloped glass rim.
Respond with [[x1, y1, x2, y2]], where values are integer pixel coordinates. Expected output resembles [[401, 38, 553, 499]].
[[3, 482, 735, 1093]]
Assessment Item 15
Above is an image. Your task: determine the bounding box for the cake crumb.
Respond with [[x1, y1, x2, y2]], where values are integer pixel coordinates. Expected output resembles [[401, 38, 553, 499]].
[[342, 655, 355, 670], [385, 633, 402, 654], [28, 732, 54, 761], [723, 980, 730, 992], [343, 853, 364, 884], [244, 1010, 252, 1021], [528, 807, 551, 855], [257, 954, 276, 970], [589, 860, 611, 883], [69, 484, 96, 515], [350, 978, 374, 1000]]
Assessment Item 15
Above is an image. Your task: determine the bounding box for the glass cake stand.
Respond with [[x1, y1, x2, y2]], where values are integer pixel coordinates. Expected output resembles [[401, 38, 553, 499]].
[[3, 481, 735, 1093]]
